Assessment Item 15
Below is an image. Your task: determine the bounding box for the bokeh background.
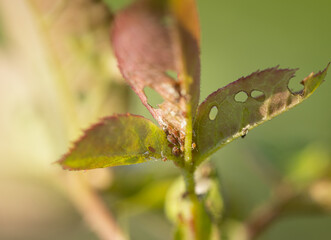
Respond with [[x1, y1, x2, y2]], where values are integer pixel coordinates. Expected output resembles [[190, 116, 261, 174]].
[[0, 0, 330, 239]]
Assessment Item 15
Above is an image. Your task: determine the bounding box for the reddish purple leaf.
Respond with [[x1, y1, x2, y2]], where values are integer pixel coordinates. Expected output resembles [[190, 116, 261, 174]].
[[112, 0, 200, 149]]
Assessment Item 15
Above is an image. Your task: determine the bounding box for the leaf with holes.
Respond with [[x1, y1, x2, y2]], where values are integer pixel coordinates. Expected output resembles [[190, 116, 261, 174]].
[[193, 64, 329, 163], [112, 0, 200, 147], [59, 114, 176, 170]]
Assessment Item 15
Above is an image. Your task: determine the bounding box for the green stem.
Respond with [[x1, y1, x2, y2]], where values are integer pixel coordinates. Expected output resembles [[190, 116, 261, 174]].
[[182, 99, 201, 239], [181, 159, 213, 240], [182, 167, 196, 199], [182, 159, 211, 240], [184, 104, 193, 167], [181, 167, 198, 240]]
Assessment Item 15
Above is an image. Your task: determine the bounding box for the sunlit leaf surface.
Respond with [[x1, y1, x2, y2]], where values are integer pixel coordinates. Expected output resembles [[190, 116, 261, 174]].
[[194, 64, 329, 163], [59, 114, 174, 170], [112, 0, 200, 146]]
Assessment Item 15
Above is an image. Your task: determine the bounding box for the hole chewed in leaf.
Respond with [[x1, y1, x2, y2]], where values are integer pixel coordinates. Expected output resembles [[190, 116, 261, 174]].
[[208, 106, 218, 120], [143, 87, 164, 108], [165, 69, 178, 81], [250, 90, 266, 102], [234, 91, 248, 102], [111, 0, 201, 148], [194, 64, 329, 162], [288, 76, 304, 94]]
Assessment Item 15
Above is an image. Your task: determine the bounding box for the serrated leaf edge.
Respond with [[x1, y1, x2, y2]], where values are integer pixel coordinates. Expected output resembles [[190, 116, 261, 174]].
[[57, 113, 167, 170]]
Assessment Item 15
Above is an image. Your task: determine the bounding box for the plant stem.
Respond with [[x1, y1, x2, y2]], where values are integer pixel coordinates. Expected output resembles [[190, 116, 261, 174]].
[[182, 167, 196, 199], [182, 155, 217, 240], [183, 99, 195, 196], [184, 109, 193, 167], [182, 165, 214, 240], [181, 167, 199, 240]]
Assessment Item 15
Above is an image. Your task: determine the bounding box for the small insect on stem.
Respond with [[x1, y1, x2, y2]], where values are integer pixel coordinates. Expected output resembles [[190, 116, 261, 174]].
[[241, 128, 248, 138], [172, 146, 180, 157], [148, 146, 156, 153], [180, 145, 185, 152], [192, 142, 196, 150], [167, 134, 178, 145]]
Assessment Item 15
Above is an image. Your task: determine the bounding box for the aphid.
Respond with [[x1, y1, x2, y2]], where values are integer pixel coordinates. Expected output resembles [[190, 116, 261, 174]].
[[192, 142, 196, 150], [172, 146, 180, 156], [148, 146, 156, 153], [167, 125, 180, 140], [167, 134, 178, 145], [180, 145, 185, 152], [241, 128, 248, 138], [162, 157, 167, 162]]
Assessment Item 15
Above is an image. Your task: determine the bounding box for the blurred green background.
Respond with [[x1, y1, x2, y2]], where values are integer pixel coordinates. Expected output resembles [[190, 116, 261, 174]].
[[0, 0, 330, 239]]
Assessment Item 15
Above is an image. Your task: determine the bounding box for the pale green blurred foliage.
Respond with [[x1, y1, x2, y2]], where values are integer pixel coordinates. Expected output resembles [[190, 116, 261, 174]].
[[287, 144, 330, 186], [0, 0, 331, 240], [0, 0, 120, 239]]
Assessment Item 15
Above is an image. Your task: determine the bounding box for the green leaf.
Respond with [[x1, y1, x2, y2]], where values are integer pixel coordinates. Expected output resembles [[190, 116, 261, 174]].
[[59, 114, 175, 170], [193, 64, 329, 163]]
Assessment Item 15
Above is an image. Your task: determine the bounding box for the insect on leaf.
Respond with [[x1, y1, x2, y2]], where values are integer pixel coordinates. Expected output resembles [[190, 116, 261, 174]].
[[193, 64, 329, 164], [112, 0, 200, 146], [59, 114, 175, 170]]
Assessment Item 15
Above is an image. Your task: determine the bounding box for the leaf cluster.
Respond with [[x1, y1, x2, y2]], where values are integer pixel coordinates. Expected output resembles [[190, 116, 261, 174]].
[[59, 0, 328, 176]]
